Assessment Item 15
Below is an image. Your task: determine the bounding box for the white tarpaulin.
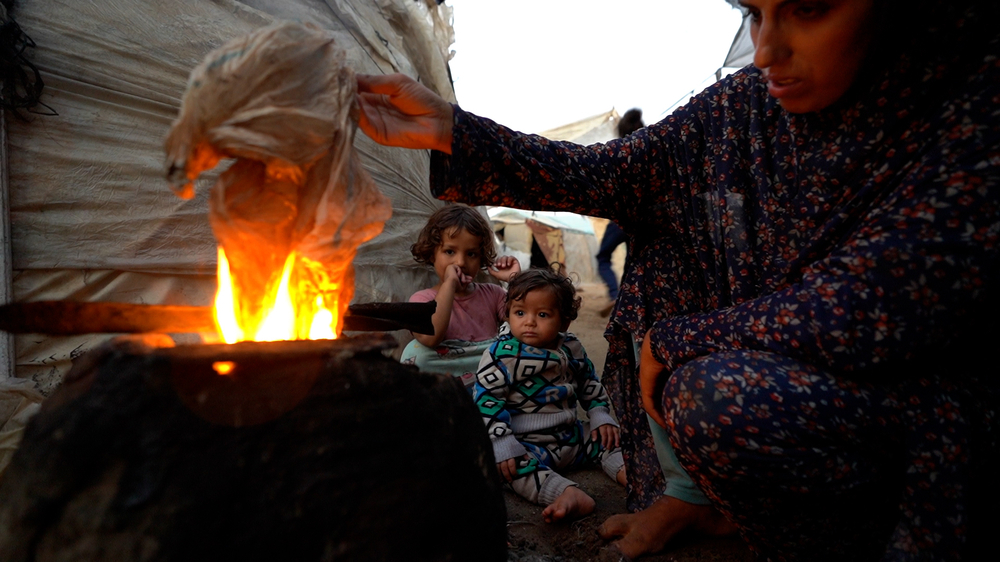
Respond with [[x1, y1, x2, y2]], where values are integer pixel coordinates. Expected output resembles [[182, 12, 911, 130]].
[[537, 109, 622, 147], [488, 207, 600, 285]]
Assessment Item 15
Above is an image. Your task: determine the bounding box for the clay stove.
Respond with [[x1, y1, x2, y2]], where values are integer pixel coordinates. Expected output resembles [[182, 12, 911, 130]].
[[0, 332, 506, 562]]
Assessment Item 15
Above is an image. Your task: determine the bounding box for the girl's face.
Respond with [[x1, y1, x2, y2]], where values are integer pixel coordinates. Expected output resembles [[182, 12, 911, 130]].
[[433, 227, 483, 282], [742, 0, 876, 113], [508, 288, 567, 349]]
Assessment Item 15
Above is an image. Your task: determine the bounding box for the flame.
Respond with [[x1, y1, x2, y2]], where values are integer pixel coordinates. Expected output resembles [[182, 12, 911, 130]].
[[213, 361, 237, 375], [213, 247, 340, 343]]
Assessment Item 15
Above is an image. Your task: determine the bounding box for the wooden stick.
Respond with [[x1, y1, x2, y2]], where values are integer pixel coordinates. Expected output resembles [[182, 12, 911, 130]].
[[0, 301, 435, 336]]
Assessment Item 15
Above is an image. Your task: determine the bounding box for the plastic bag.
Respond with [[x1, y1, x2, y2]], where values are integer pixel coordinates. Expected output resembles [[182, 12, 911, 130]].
[[164, 22, 392, 335]]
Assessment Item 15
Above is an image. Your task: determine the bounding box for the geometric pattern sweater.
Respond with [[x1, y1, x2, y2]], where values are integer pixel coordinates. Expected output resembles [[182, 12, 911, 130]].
[[473, 324, 618, 463]]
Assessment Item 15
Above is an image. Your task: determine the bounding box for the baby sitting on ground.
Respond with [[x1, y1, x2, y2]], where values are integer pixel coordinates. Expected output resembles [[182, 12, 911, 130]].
[[473, 268, 625, 522]]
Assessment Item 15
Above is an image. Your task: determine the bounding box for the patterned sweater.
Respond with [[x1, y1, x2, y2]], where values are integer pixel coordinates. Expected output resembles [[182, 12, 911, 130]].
[[473, 324, 618, 463]]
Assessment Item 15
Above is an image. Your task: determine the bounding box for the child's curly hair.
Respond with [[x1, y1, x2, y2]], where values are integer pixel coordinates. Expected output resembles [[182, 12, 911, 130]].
[[505, 268, 581, 324], [411, 204, 497, 269]]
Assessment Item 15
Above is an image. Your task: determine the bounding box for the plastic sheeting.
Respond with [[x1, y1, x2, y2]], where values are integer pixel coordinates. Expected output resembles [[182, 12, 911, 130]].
[[489, 208, 600, 285], [723, 15, 754, 69], [3, 1, 456, 392], [538, 109, 622, 146]]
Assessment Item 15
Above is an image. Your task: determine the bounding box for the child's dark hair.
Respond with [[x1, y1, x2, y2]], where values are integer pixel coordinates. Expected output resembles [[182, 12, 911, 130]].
[[505, 268, 581, 323], [410, 204, 497, 269]]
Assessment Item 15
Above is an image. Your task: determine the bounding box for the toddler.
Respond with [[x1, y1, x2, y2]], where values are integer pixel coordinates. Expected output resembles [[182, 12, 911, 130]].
[[401, 204, 520, 387], [474, 268, 625, 523]]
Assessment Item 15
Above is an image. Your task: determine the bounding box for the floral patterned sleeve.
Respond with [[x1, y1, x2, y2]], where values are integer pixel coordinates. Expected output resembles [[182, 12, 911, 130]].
[[648, 93, 1000, 378], [428, 100, 703, 231]]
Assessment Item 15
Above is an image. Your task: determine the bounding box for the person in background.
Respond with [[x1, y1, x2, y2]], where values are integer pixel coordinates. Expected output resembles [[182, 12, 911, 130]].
[[359, 0, 1000, 558], [597, 108, 644, 317], [400, 204, 520, 389], [474, 268, 625, 523]]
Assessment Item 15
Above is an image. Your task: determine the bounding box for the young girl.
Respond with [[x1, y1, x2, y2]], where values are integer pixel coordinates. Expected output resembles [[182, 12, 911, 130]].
[[400, 204, 520, 388], [474, 268, 625, 523]]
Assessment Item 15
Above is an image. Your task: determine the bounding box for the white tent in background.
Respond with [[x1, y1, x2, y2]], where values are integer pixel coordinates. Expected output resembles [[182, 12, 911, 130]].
[[723, 13, 754, 69], [722, 0, 753, 70], [488, 207, 599, 285], [537, 108, 621, 145]]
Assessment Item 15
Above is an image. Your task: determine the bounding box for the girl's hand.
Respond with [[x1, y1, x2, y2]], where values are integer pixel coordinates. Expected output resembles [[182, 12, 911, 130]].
[[591, 424, 621, 451], [489, 256, 521, 283], [357, 73, 454, 153], [640, 329, 669, 428], [443, 264, 472, 291]]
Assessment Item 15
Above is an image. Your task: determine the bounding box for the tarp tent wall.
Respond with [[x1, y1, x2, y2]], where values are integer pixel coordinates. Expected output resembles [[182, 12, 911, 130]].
[[0, 0, 456, 470], [537, 109, 622, 146], [722, 0, 752, 69], [489, 207, 600, 285]]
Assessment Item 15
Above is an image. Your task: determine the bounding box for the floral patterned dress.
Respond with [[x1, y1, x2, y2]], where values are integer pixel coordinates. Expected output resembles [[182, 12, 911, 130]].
[[429, 7, 998, 560]]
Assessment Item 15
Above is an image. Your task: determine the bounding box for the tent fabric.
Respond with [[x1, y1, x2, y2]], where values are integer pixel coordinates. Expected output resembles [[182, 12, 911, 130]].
[[723, 14, 754, 69], [537, 109, 621, 146], [1, 0, 456, 394], [488, 207, 595, 235], [524, 219, 567, 276], [489, 207, 599, 284]]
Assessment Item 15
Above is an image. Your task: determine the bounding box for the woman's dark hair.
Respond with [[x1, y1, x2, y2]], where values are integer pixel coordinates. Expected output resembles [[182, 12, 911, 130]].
[[505, 268, 581, 324], [617, 108, 644, 138], [410, 204, 497, 269], [836, 0, 998, 107]]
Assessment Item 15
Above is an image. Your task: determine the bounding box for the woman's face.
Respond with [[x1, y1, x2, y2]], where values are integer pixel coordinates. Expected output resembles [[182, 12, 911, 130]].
[[742, 0, 876, 113]]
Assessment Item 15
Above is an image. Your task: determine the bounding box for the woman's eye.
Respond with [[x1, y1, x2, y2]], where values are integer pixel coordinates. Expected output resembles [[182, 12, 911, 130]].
[[794, 2, 828, 19]]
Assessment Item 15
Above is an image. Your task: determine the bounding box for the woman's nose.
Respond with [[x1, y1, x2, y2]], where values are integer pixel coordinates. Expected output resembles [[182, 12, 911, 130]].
[[752, 17, 789, 71]]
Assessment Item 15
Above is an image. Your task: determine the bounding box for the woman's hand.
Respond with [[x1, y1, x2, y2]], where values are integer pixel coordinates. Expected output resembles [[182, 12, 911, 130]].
[[640, 329, 669, 428], [356, 73, 454, 153], [489, 255, 521, 283]]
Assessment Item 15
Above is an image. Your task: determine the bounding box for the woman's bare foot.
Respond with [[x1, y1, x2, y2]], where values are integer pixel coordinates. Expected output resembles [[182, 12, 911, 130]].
[[597, 495, 736, 559], [541, 486, 596, 523]]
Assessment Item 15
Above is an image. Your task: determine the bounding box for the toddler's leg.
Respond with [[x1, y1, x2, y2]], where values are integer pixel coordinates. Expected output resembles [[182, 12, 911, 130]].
[[509, 440, 595, 523], [580, 421, 626, 485]]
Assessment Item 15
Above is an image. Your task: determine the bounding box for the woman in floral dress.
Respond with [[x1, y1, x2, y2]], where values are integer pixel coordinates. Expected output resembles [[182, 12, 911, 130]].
[[357, 0, 999, 559]]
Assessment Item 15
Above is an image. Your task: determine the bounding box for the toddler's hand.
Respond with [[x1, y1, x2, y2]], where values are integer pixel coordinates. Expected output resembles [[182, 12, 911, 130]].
[[489, 255, 521, 283], [497, 456, 520, 483], [592, 424, 621, 451]]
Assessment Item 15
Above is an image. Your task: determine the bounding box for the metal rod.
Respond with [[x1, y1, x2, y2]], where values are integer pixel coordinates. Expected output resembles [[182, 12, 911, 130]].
[[0, 300, 435, 336]]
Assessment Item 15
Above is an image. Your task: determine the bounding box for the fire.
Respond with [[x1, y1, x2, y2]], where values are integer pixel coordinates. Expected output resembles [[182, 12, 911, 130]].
[[213, 247, 339, 343]]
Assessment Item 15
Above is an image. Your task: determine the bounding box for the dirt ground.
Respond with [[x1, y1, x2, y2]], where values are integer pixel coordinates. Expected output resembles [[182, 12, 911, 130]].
[[502, 283, 754, 562]]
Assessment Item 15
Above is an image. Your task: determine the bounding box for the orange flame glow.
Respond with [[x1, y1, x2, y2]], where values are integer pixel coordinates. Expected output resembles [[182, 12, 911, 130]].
[[213, 247, 340, 343]]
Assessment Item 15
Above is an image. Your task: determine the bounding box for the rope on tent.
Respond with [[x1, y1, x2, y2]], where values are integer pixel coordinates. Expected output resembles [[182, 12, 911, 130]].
[[0, 0, 55, 119]]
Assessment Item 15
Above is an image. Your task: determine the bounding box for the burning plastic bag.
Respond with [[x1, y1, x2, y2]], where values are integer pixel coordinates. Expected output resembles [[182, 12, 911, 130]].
[[164, 22, 391, 341]]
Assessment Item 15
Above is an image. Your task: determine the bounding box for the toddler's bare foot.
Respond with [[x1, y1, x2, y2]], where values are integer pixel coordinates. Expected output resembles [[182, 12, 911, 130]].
[[616, 466, 627, 486], [542, 486, 595, 523], [598, 495, 736, 559]]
